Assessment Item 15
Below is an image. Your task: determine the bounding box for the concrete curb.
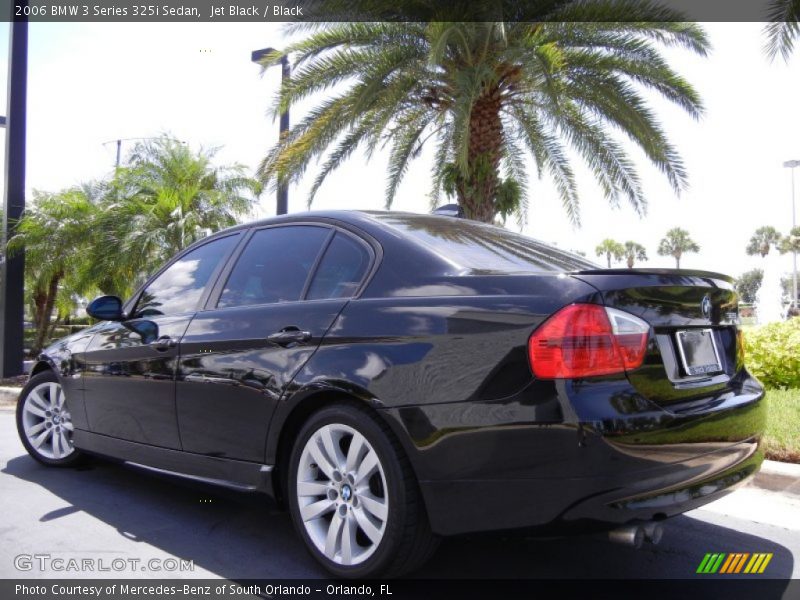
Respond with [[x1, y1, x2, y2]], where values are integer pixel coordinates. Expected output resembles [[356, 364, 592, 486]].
[[753, 459, 800, 496]]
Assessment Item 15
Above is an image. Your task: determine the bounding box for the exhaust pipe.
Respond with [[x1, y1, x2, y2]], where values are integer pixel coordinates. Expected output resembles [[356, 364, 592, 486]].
[[608, 525, 644, 548], [608, 522, 663, 548]]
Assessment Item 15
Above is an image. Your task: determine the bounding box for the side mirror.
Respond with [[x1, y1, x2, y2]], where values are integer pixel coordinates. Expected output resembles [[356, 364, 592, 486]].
[[86, 295, 125, 321]]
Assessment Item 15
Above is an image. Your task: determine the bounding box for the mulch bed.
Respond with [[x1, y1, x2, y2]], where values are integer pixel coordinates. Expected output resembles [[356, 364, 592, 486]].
[[765, 448, 800, 464], [0, 375, 26, 387]]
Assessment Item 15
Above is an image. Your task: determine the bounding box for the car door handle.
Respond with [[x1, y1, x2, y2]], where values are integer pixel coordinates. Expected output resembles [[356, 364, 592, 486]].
[[150, 336, 177, 351], [184, 374, 238, 385], [267, 327, 312, 347]]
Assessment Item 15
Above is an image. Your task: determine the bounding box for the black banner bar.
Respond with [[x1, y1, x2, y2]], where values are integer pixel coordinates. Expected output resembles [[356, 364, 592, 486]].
[[0, 0, 796, 23], [2, 579, 799, 600]]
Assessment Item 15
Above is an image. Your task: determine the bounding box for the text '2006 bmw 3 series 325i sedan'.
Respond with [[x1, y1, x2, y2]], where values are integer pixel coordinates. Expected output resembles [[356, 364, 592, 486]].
[[17, 211, 765, 578]]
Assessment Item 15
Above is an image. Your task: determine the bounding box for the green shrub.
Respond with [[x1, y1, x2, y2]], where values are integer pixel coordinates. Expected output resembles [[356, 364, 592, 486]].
[[744, 318, 800, 389]]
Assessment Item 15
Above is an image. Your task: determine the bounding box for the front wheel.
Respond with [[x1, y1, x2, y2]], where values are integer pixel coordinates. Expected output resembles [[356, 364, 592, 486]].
[[287, 403, 438, 578], [16, 371, 84, 467]]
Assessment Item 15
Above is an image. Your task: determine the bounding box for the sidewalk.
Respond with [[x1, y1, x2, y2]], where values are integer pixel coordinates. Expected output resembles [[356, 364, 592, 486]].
[[0, 386, 20, 407]]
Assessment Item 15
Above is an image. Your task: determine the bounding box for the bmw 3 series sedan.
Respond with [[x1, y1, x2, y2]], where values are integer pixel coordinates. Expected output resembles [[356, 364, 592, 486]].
[[17, 211, 765, 578]]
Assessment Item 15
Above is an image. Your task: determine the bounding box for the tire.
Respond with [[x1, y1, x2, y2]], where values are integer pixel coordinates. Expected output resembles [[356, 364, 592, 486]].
[[16, 371, 85, 467], [287, 402, 439, 578]]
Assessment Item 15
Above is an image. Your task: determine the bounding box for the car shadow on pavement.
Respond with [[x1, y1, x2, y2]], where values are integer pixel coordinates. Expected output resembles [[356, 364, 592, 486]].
[[3, 454, 795, 580]]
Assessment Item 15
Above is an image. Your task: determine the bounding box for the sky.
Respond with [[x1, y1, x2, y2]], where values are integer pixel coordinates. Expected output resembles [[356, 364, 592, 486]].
[[0, 21, 797, 279]]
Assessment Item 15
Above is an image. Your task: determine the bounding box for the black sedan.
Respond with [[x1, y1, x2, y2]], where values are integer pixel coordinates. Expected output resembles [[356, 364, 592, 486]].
[[16, 211, 765, 578]]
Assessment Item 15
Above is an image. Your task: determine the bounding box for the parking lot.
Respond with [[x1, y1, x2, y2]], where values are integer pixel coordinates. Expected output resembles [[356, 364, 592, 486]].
[[0, 409, 798, 581]]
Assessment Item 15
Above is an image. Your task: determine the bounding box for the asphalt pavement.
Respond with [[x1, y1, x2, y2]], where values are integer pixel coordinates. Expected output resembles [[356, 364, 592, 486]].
[[0, 409, 798, 581]]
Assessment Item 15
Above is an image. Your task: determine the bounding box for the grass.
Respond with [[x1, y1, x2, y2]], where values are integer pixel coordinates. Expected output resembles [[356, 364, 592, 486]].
[[764, 388, 800, 463]]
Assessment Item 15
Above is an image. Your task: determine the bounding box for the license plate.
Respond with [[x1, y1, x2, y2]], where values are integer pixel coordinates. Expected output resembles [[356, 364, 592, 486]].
[[676, 329, 722, 376]]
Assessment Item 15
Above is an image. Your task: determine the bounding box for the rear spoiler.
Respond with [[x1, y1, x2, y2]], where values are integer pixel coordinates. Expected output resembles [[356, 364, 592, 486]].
[[571, 268, 735, 285]]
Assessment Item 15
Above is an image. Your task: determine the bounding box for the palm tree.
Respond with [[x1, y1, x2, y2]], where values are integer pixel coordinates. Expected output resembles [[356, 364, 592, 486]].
[[735, 269, 764, 304], [780, 226, 800, 255], [657, 227, 699, 268], [595, 239, 624, 268], [623, 241, 648, 269], [7, 188, 98, 352], [94, 136, 261, 297], [746, 226, 782, 258], [764, 0, 800, 61], [257, 16, 708, 224]]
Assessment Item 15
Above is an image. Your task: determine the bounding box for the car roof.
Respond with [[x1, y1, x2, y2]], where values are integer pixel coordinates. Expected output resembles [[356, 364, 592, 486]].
[[215, 210, 414, 232], [204, 209, 597, 275], [208, 209, 450, 248]]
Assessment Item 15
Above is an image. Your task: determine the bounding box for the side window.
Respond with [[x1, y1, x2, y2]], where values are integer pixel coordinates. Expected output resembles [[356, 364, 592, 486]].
[[218, 225, 330, 308], [135, 234, 239, 317], [307, 232, 371, 300]]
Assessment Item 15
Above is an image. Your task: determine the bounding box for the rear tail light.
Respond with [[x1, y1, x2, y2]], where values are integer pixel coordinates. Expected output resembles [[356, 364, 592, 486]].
[[528, 304, 650, 379]]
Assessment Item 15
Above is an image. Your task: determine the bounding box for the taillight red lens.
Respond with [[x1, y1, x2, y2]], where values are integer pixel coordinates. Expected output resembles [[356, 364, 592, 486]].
[[528, 303, 649, 379]]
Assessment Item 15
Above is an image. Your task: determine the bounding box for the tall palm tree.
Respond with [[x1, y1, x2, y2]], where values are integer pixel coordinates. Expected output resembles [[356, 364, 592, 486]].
[[746, 226, 782, 258], [595, 239, 624, 268], [93, 136, 261, 297], [623, 241, 648, 268], [657, 227, 699, 268], [780, 226, 800, 255], [764, 0, 800, 61], [7, 188, 98, 352], [258, 14, 708, 224]]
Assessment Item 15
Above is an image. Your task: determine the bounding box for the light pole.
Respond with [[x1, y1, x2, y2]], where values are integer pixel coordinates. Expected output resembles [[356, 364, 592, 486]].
[[0, 4, 28, 377], [252, 47, 290, 216], [784, 159, 799, 309]]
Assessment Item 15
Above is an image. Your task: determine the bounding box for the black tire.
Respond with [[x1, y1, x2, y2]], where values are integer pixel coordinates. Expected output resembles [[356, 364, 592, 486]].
[[287, 402, 439, 578], [16, 371, 85, 467]]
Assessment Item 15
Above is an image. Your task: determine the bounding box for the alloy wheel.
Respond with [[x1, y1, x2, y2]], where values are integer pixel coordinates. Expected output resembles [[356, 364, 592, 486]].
[[21, 382, 75, 460], [296, 423, 389, 566]]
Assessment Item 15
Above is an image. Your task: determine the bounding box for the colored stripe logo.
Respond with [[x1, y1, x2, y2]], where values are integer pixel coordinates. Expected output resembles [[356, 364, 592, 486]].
[[696, 553, 773, 574]]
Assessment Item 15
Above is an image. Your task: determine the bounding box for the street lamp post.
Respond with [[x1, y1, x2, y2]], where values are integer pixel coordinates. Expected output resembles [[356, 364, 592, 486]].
[[252, 47, 290, 216], [784, 159, 799, 309], [0, 6, 28, 378]]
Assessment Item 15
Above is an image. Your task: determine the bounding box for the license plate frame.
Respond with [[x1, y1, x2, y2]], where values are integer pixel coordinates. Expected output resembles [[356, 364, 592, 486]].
[[675, 328, 722, 376]]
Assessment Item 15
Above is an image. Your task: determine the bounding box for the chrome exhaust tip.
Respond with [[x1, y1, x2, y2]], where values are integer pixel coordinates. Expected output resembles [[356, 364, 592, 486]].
[[608, 522, 663, 548], [608, 525, 644, 548]]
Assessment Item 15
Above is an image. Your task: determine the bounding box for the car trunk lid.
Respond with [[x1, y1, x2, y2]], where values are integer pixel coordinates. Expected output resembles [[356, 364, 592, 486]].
[[570, 269, 743, 408]]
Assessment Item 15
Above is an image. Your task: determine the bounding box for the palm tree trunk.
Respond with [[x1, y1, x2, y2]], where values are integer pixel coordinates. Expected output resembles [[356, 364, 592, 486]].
[[607, 254, 612, 268], [627, 256, 634, 268], [32, 288, 47, 338], [675, 256, 681, 269], [33, 273, 61, 352], [457, 90, 503, 223], [48, 312, 63, 341]]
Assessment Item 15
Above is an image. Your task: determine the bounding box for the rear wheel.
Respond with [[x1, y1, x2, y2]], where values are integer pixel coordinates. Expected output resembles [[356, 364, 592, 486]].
[[16, 371, 84, 467], [287, 403, 438, 578]]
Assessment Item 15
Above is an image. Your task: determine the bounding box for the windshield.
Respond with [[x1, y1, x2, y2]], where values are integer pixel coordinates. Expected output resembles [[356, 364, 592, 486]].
[[370, 213, 599, 273]]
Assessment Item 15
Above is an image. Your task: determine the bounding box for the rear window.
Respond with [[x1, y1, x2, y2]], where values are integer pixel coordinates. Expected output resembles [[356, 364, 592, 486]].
[[371, 214, 598, 273]]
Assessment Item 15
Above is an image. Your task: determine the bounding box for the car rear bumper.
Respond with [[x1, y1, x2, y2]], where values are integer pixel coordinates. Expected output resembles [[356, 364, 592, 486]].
[[383, 372, 766, 536], [416, 438, 761, 536]]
